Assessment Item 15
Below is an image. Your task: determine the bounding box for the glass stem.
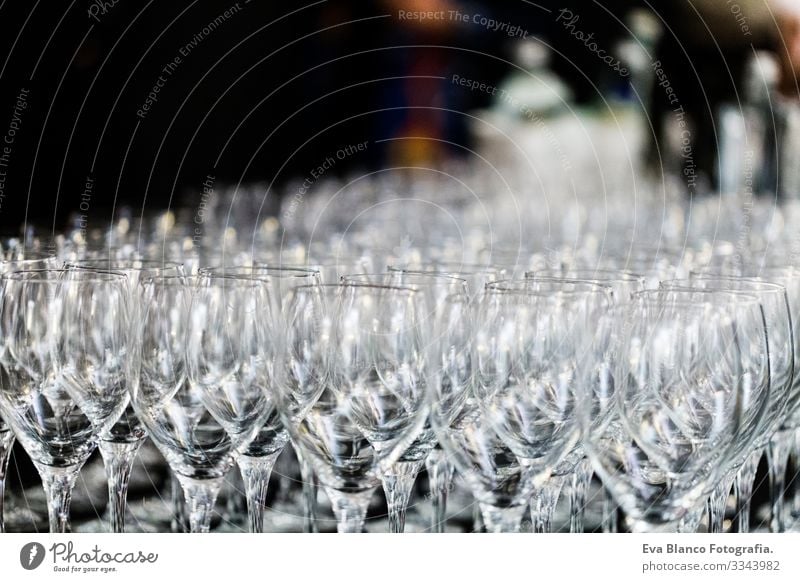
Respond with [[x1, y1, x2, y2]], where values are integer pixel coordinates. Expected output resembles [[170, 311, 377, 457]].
[[0, 430, 14, 534], [707, 475, 733, 533], [425, 447, 454, 533], [37, 463, 81, 534], [382, 459, 423, 533], [767, 429, 792, 533], [479, 503, 526, 533], [324, 487, 373, 533], [734, 449, 761, 533], [601, 486, 618, 533], [170, 471, 188, 532], [98, 438, 144, 533], [292, 442, 318, 533], [530, 475, 565, 533], [569, 458, 592, 533], [237, 452, 281, 533], [178, 476, 223, 533]]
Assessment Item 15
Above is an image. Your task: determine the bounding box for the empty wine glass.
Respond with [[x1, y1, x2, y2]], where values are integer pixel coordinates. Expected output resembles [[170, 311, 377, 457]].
[[484, 278, 615, 532], [581, 293, 770, 532], [667, 275, 795, 532], [65, 258, 185, 533], [0, 269, 129, 533], [525, 271, 646, 532], [130, 276, 241, 533], [198, 265, 321, 532], [341, 273, 465, 532], [186, 275, 277, 533], [0, 253, 59, 533], [336, 282, 429, 527], [433, 401, 537, 532], [276, 284, 376, 532], [470, 281, 609, 531]]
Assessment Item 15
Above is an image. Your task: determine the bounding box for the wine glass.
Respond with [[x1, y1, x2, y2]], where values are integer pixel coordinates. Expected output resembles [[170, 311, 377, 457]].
[[0, 253, 59, 532], [748, 266, 800, 531], [276, 284, 376, 532], [282, 283, 429, 532], [581, 293, 770, 532], [65, 258, 185, 533], [130, 276, 242, 532], [198, 265, 321, 532], [341, 273, 467, 532], [0, 269, 129, 533], [666, 276, 795, 532], [528, 269, 645, 303], [486, 278, 615, 532], [388, 263, 511, 299], [336, 282, 429, 528], [470, 281, 609, 531], [186, 275, 277, 533], [524, 271, 646, 532]]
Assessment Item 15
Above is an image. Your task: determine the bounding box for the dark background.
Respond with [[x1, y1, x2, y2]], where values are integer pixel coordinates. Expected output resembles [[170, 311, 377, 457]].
[[0, 1, 776, 232]]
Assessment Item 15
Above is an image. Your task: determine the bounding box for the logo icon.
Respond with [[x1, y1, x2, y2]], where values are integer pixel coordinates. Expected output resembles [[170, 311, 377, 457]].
[[20, 542, 45, 570]]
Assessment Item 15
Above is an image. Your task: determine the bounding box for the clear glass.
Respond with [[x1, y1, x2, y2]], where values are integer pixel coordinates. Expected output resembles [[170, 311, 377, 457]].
[[0, 269, 129, 533], [130, 276, 238, 532], [65, 258, 184, 533], [581, 295, 770, 531], [186, 276, 278, 532], [342, 273, 468, 532]]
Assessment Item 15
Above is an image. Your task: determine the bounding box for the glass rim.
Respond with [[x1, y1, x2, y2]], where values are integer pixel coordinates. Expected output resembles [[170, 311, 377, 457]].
[[663, 277, 787, 294], [526, 269, 646, 282], [601, 299, 764, 321], [338, 280, 421, 293], [342, 272, 468, 284], [487, 277, 613, 291], [199, 272, 319, 284], [200, 265, 319, 278], [388, 262, 507, 274], [65, 258, 184, 271]]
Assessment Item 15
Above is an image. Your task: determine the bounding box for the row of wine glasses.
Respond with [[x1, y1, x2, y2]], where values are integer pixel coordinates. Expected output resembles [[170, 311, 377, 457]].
[[1, 253, 799, 533]]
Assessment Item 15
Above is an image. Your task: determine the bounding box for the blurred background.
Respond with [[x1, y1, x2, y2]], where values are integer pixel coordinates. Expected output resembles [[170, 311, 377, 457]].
[[0, 0, 798, 233]]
